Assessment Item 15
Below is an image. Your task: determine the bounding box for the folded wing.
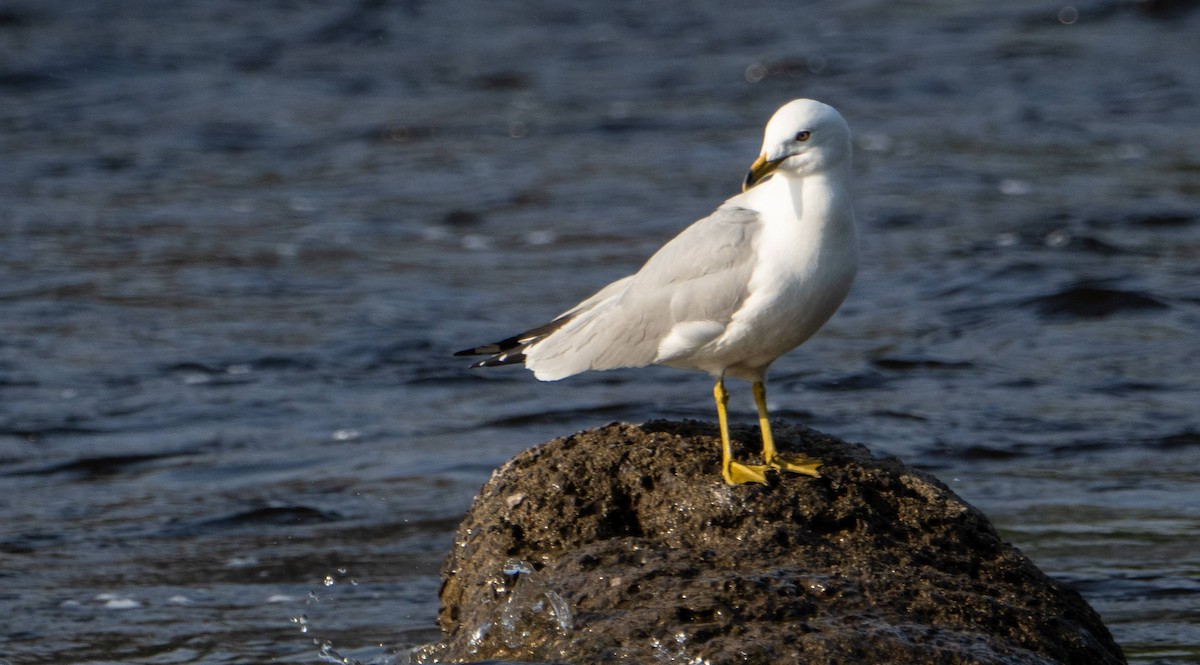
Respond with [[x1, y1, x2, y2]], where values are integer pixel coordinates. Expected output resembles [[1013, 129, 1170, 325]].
[[455, 205, 763, 381]]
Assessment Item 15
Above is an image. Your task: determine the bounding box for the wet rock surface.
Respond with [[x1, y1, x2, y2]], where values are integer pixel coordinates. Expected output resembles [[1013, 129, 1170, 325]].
[[417, 421, 1126, 664]]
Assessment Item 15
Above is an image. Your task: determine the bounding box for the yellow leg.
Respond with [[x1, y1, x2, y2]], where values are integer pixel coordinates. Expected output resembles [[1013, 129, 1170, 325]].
[[715, 378, 767, 485], [752, 381, 821, 477]]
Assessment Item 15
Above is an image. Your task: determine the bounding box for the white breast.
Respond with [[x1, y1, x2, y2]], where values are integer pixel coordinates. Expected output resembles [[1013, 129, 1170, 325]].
[[682, 172, 857, 381]]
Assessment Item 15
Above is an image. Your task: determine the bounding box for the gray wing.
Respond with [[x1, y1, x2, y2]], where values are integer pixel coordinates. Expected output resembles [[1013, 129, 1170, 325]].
[[454, 276, 635, 368], [523, 204, 762, 380]]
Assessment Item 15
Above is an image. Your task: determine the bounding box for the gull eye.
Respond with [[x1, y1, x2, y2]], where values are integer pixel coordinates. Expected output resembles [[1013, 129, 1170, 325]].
[[794, 130, 811, 142]]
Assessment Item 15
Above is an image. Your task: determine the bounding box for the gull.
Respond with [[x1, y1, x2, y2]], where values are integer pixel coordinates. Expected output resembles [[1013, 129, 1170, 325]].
[[456, 99, 858, 485]]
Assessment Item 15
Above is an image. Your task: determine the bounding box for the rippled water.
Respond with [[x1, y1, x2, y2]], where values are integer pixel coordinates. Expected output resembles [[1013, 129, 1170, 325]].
[[2, 1, 1198, 663]]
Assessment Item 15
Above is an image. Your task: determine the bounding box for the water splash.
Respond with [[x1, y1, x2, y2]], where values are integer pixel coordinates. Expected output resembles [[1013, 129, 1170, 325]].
[[292, 567, 393, 665], [317, 640, 402, 665], [290, 614, 310, 634], [467, 558, 574, 653]]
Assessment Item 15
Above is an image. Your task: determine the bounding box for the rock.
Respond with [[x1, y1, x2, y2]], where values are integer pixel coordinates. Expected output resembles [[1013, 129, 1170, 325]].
[[413, 420, 1126, 664]]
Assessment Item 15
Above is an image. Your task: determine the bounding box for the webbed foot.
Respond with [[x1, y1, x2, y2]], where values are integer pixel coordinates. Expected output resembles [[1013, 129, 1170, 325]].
[[766, 453, 822, 478], [724, 461, 769, 485]]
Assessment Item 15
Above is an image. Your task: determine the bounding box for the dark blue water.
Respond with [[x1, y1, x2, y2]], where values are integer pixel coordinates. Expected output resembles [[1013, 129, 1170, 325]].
[[2, 1, 1198, 663]]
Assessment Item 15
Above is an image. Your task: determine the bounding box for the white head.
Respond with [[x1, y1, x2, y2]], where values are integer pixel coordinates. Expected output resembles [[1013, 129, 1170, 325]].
[[743, 99, 852, 191]]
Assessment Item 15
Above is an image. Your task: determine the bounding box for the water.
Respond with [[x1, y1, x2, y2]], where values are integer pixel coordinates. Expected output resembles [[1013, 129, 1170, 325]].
[[2, 1, 1198, 663]]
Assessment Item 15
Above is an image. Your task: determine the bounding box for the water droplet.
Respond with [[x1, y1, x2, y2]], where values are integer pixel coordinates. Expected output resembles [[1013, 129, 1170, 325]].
[[291, 615, 310, 634], [1058, 6, 1079, 24]]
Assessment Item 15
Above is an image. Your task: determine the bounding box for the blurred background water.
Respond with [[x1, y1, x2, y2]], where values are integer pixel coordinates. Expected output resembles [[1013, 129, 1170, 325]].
[[1, 1, 1198, 663]]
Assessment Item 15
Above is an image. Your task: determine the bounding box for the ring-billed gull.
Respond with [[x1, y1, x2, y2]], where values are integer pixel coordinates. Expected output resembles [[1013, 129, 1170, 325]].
[[457, 99, 858, 485]]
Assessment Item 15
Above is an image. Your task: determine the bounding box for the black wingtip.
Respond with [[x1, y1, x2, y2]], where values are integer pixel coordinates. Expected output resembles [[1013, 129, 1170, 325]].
[[454, 344, 500, 357], [471, 352, 526, 368], [455, 316, 571, 367]]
